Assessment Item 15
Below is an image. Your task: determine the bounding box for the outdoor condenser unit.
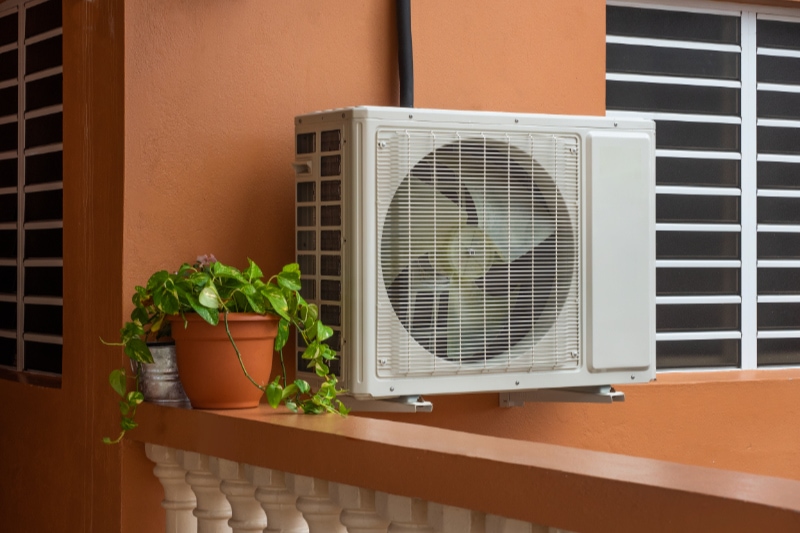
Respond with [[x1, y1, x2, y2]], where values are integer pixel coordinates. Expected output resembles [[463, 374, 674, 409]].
[[293, 106, 655, 401]]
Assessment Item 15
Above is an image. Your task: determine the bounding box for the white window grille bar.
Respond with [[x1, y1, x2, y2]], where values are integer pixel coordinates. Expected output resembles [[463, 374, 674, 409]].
[[757, 83, 800, 94], [605, 33, 742, 52], [606, 110, 742, 124], [24, 104, 63, 120], [757, 189, 800, 198], [23, 296, 62, 306], [23, 26, 60, 46], [655, 186, 741, 196], [656, 260, 741, 268], [757, 224, 800, 233], [758, 330, 800, 339], [656, 331, 742, 341], [23, 258, 63, 267], [758, 260, 800, 268], [758, 47, 800, 58], [656, 149, 741, 160], [24, 65, 61, 83], [24, 181, 62, 194], [656, 295, 742, 305], [656, 223, 741, 232], [606, 72, 742, 88], [23, 220, 62, 230], [740, 10, 759, 370], [758, 154, 800, 163], [23, 142, 62, 156], [758, 11, 800, 22], [758, 119, 800, 129], [22, 333, 62, 345], [757, 295, 800, 303]]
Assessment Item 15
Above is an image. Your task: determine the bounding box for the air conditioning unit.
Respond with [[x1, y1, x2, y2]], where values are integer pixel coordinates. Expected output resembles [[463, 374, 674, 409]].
[[293, 106, 655, 401]]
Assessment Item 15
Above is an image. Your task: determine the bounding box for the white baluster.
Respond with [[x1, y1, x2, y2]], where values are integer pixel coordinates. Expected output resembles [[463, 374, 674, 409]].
[[209, 457, 267, 533], [178, 450, 232, 533], [286, 473, 347, 533], [144, 444, 198, 533], [329, 482, 390, 533], [375, 492, 433, 533], [427, 503, 485, 533], [485, 515, 549, 533], [244, 465, 307, 533]]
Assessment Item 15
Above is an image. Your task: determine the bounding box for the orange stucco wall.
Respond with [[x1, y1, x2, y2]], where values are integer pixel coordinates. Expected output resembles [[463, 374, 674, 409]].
[[1, 1, 799, 531]]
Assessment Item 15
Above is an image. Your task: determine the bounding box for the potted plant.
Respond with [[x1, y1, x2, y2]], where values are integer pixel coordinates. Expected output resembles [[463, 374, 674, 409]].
[[104, 255, 346, 443]]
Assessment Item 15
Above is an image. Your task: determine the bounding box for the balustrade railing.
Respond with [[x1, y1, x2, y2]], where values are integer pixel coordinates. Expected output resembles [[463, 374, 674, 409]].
[[133, 403, 800, 533], [145, 443, 557, 533]]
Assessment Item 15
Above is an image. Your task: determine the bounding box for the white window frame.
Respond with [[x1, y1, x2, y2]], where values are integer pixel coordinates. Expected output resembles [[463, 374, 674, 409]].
[[608, 0, 800, 370]]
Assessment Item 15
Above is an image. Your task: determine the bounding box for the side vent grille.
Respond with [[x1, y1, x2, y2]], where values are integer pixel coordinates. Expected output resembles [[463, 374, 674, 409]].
[[295, 126, 344, 377]]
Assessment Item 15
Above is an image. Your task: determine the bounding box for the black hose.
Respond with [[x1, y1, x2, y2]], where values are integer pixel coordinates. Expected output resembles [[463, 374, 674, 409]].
[[396, 0, 414, 108]]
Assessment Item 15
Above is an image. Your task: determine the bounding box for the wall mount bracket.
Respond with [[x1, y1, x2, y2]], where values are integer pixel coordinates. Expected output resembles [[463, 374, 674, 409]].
[[499, 386, 625, 407], [341, 395, 433, 413]]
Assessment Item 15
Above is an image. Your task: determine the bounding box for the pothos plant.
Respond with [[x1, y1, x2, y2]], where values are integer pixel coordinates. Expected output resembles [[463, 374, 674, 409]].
[[103, 255, 347, 443]]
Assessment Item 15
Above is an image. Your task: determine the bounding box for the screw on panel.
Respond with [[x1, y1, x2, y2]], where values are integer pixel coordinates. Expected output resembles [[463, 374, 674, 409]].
[[514, 119, 519, 123], [570, 350, 578, 358], [613, 122, 618, 127], [390, 386, 395, 392], [379, 359, 387, 366], [515, 381, 520, 386], [408, 114, 413, 119], [569, 147, 577, 154], [378, 141, 387, 149], [631, 375, 635, 380]]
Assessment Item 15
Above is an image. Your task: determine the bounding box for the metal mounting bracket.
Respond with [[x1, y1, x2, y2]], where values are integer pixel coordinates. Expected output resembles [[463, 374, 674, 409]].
[[499, 386, 625, 407], [341, 395, 434, 413]]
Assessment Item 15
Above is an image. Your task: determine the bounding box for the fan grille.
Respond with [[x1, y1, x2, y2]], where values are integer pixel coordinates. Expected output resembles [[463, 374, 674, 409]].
[[377, 129, 581, 376]]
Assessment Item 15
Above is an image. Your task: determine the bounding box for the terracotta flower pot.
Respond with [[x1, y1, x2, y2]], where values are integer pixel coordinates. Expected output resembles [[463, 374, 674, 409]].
[[167, 313, 278, 409]]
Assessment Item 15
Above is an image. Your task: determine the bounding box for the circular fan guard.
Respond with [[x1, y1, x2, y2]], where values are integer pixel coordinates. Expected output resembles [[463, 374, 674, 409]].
[[380, 138, 577, 364]]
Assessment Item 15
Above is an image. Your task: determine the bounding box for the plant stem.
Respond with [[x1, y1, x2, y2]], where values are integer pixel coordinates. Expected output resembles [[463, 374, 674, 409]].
[[223, 311, 267, 393], [279, 348, 288, 388]]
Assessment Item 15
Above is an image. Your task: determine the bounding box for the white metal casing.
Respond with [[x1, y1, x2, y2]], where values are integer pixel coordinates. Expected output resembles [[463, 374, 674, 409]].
[[294, 106, 655, 399]]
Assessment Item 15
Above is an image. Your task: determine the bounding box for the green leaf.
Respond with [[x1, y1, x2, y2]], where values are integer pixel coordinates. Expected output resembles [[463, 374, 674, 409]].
[[120, 418, 138, 431], [277, 271, 302, 291], [338, 402, 350, 416], [266, 381, 282, 408], [244, 258, 264, 281], [130, 306, 150, 325], [294, 379, 310, 394], [127, 391, 144, 405], [245, 294, 266, 315], [211, 261, 247, 281], [282, 263, 300, 274], [316, 321, 333, 343], [179, 288, 219, 325], [315, 361, 329, 377], [275, 319, 290, 351], [199, 285, 222, 309], [281, 383, 299, 399], [285, 399, 298, 412], [119, 401, 130, 415], [109, 369, 127, 397], [124, 337, 153, 364], [264, 287, 289, 320]]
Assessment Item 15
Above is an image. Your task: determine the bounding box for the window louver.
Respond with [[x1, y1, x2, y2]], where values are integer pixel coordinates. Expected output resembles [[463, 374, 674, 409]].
[[0, 0, 63, 376], [608, 2, 800, 369]]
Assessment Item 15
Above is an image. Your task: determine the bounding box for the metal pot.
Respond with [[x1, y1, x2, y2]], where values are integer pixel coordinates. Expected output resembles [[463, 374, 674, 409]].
[[132, 342, 191, 407]]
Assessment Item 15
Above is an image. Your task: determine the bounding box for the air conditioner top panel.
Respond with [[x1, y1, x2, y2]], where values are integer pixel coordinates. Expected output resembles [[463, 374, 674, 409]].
[[295, 106, 654, 132]]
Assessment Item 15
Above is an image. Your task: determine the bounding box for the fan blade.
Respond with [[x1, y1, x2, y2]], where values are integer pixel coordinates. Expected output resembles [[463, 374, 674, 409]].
[[445, 280, 510, 361], [461, 180, 555, 264], [382, 176, 468, 284]]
